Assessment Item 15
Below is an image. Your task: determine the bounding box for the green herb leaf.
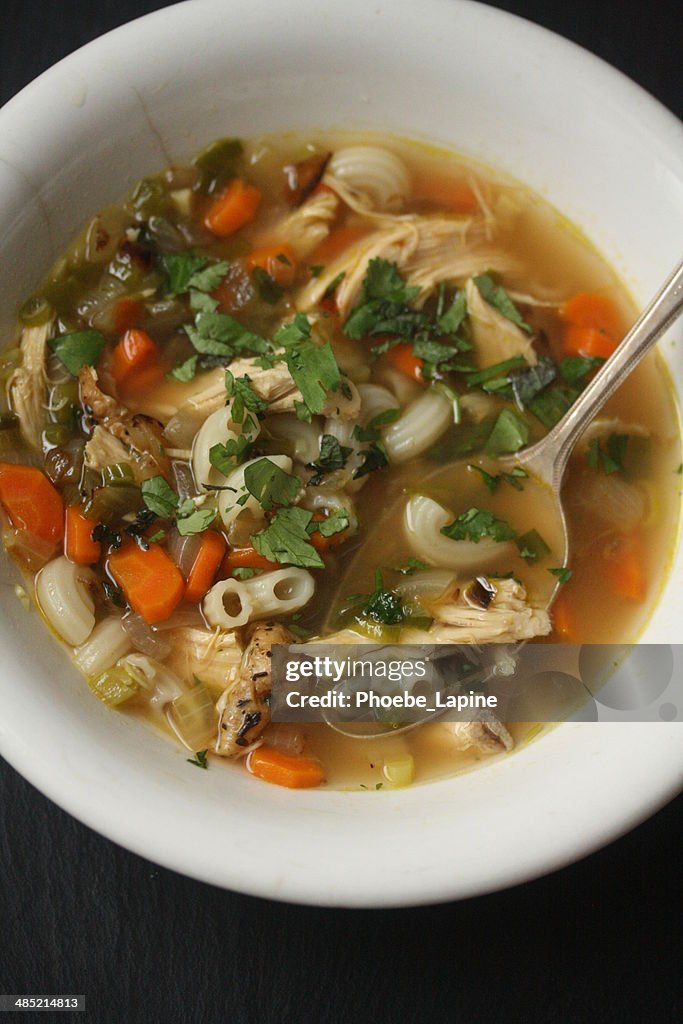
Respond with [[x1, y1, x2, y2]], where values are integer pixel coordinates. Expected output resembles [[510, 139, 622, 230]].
[[359, 569, 405, 625], [441, 507, 517, 543], [559, 355, 605, 386], [516, 529, 550, 562], [343, 259, 422, 340], [185, 312, 271, 358], [190, 290, 219, 314], [311, 507, 350, 538], [586, 433, 629, 474], [232, 567, 257, 580], [438, 290, 468, 335], [163, 253, 208, 295], [392, 557, 428, 575], [306, 434, 353, 485], [353, 441, 388, 479], [168, 354, 199, 382], [323, 271, 346, 300], [528, 386, 577, 428], [49, 330, 106, 376], [243, 457, 300, 511], [187, 749, 209, 769], [472, 274, 532, 333], [510, 357, 557, 407], [187, 260, 230, 293], [208, 434, 254, 476], [253, 266, 283, 304], [141, 475, 179, 518], [549, 567, 573, 584], [464, 355, 527, 387], [225, 371, 268, 423], [251, 506, 324, 568], [484, 408, 529, 456], [275, 314, 341, 416], [176, 505, 218, 535]]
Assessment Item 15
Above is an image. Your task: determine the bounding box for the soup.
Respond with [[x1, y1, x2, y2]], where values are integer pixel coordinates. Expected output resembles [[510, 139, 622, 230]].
[[0, 132, 679, 790]]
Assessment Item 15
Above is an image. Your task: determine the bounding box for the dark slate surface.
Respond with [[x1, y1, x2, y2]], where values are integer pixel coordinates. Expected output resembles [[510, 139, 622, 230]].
[[1, 2, 681, 1021]]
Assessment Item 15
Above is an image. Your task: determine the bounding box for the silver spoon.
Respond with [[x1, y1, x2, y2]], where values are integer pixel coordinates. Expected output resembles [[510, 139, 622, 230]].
[[506, 257, 683, 556], [322, 258, 683, 738]]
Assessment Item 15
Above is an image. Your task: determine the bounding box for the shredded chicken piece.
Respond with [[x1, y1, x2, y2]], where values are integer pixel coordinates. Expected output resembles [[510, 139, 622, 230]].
[[84, 425, 131, 471], [8, 318, 55, 450], [79, 366, 172, 482], [266, 190, 339, 259], [214, 621, 294, 757], [443, 714, 514, 752], [428, 577, 551, 644], [169, 626, 242, 699], [226, 356, 361, 419], [465, 278, 537, 368], [297, 215, 518, 318]]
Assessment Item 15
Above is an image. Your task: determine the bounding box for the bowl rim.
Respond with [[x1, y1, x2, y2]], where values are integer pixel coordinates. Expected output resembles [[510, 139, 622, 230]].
[[0, 0, 681, 907]]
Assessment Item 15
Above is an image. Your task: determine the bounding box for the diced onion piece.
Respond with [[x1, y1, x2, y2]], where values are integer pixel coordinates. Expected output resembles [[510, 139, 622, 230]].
[[166, 527, 203, 578], [167, 682, 216, 750], [395, 569, 455, 608], [88, 665, 139, 707], [383, 754, 415, 787], [122, 611, 172, 661], [74, 617, 132, 677], [579, 473, 647, 533], [35, 556, 97, 645]]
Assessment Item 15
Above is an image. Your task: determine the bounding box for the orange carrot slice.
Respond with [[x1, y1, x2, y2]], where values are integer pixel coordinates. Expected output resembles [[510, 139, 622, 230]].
[[0, 463, 64, 544], [204, 179, 262, 237], [65, 506, 101, 565], [247, 745, 325, 788], [108, 541, 185, 624]]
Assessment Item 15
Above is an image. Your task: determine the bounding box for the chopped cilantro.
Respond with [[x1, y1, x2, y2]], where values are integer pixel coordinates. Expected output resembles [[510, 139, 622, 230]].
[[468, 464, 527, 492], [353, 441, 388, 479], [209, 434, 254, 476], [484, 408, 529, 456], [464, 355, 527, 387], [549, 567, 573, 584], [140, 475, 179, 518], [163, 253, 208, 295], [472, 274, 532, 333], [309, 507, 350, 538], [187, 749, 209, 769], [190, 290, 219, 314], [586, 433, 629, 474], [193, 137, 243, 195], [306, 434, 353, 485], [393, 557, 428, 575], [232, 567, 257, 580], [438, 290, 468, 336], [516, 529, 550, 562], [343, 259, 422, 340], [225, 370, 268, 423], [243, 458, 300, 510], [309, 264, 324, 278], [528, 386, 576, 428], [251, 506, 324, 568], [559, 355, 605, 386], [168, 354, 199, 382], [185, 312, 271, 358], [275, 313, 341, 417], [441, 507, 517, 543], [252, 266, 283, 304], [510, 357, 557, 407], [49, 330, 106, 376], [176, 503, 217, 536], [355, 569, 405, 625]]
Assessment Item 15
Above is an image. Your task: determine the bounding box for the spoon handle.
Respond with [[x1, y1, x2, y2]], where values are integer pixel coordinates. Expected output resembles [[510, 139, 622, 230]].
[[518, 257, 683, 489]]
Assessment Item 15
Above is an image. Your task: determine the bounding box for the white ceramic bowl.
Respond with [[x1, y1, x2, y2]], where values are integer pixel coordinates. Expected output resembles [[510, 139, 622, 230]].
[[0, 0, 681, 907]]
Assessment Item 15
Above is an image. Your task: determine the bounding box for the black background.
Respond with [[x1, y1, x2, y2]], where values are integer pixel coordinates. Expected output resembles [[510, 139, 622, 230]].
[[1, 2, 681, 1022]]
